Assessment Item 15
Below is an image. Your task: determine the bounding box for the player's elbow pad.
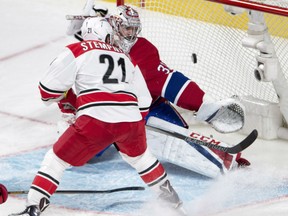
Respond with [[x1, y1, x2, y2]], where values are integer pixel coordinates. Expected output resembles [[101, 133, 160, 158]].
[[38, 82, 65, 104]]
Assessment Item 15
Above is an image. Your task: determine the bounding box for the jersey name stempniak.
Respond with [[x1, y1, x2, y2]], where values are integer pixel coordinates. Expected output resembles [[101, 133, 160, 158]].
[[80, 41, 123, 53]]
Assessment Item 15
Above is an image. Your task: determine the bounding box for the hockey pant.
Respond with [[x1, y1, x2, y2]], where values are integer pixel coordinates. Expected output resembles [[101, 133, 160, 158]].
[[26, 117, 169, 207]]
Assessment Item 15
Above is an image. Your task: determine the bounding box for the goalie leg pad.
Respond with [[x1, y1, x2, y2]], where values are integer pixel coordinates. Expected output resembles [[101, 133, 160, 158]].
[[146, 117, 239, 178], [146, 128, 224, 178]]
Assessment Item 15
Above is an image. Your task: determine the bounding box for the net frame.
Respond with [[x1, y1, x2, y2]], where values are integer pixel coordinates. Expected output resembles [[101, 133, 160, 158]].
[[207, 0, 288, 16]]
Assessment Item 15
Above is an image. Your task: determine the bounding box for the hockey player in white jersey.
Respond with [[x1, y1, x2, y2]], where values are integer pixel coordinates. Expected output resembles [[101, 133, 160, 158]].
[[64, 1, 251, 179], [9, 17, 185, 216], [66, 0, 109, 41]]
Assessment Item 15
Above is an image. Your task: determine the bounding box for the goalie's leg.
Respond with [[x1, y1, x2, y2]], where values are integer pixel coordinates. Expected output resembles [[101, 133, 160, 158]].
[[146, 116, 249, 178]]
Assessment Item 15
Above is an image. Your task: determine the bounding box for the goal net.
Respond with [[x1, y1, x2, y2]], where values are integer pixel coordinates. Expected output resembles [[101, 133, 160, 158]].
[[117, 0, 288, 139]]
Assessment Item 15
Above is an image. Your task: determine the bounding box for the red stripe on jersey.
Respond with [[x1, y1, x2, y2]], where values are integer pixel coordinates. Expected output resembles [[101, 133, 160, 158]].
[[67, 41, 124, 58], [140, 110, 149, 119], [140, 162, 166, 184], [32, 174, 58, 195], [77, 91, 138, 107], [39, 85, 63, 101], [176, 81, 205, 111]]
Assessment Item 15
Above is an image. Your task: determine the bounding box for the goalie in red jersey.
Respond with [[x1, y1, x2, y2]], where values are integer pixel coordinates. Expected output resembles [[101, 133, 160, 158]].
[[65, 2, 251, 178]]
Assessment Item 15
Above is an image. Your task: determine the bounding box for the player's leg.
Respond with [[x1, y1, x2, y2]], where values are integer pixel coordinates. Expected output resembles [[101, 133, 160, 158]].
[[116, 120, 183, 209], [10, 116, 115, 215]]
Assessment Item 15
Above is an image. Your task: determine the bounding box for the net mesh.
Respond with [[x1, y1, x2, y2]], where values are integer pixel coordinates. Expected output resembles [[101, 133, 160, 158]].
[[123, 0, 288, 103]]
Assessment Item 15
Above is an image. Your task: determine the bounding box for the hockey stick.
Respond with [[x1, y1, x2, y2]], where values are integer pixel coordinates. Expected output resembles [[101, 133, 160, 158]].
[[8, 186, 145, 195], [66, 15, 98, 20], [146, 125, 258, 154]]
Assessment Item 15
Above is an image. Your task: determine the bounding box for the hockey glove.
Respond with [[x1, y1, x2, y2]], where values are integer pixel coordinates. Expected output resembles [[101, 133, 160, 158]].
[[92, 5, 109, 17], [57, 88, 77, 115], [0, 184, 8, 204], [196, 97, 245, 133]]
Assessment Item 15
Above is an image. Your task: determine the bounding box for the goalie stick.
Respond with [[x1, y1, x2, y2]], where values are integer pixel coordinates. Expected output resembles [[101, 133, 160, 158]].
[[146, 125, 258, 154], [7, 186, 145, 195], [66, 15, 98, 20], [0, 184, 144, 204]]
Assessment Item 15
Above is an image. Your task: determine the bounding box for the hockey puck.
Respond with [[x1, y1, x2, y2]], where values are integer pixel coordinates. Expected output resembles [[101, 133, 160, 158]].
[[191, 53, 197, 64], [0, 184, 8, 204]]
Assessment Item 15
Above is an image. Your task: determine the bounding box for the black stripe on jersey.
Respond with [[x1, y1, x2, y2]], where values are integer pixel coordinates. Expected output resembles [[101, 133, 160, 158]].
[[148, 172, 167, 187], [79, 89, 137, 98], [38, 171, 60, 185], [139, 107, 150, 111], [39, 82, 65, 94], [79, 88, 100, 94], [30, 185, 51, 198], [77, 102, 138, 111], [41, 96, 61, 102], [138, 160, 159, 175]]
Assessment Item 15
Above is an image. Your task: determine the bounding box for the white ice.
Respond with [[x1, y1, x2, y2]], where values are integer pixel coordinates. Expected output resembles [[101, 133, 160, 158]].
[[0, 0, 288, 215]]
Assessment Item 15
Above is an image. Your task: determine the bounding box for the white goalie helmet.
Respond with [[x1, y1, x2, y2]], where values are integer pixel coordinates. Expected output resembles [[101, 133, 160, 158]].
[[81, 17, 113, 44], [110, 5, 142, 52]]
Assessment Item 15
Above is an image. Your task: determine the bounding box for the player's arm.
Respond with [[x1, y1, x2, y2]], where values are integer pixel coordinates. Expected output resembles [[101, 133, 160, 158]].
[[39, 48, 77, 105]]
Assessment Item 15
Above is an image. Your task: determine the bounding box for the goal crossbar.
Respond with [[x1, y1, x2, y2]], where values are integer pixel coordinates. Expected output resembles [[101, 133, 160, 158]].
[[206, 0, 288, 17]]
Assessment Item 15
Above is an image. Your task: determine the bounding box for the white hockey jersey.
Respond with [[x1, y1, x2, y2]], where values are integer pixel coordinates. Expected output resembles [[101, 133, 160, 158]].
[[39, 40, 152, 123]]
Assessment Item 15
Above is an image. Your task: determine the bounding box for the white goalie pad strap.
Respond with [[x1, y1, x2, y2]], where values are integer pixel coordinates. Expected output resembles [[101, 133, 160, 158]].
[[119, 147, 157, 173], [196, 98, 245, 133], [146, 117, 238, 178], [66, 0, 95, 35]]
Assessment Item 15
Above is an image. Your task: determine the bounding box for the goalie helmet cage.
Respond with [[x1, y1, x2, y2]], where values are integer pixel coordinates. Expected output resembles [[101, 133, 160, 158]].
[[115, 0, 288, 140]]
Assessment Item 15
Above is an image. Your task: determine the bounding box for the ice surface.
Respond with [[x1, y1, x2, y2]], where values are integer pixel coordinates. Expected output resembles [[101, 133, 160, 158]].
[[0, 0, 288, 215]]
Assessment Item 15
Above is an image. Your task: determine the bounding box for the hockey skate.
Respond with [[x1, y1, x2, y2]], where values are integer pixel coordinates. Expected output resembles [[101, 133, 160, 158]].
[[159, 180, 182, 208], [158, 180, 187, 215], [9, 197, 49, 216], [9, 205, 41, 216]]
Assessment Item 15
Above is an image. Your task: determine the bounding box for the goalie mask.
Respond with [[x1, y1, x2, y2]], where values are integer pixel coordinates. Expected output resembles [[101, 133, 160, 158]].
[[110, 5, 142, 52], [81, 17, 113, 44]]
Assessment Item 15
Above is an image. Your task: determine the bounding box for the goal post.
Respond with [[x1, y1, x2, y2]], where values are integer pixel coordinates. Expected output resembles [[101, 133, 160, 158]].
[[114, 0, 288, 140], [207, 0, 288, 17]]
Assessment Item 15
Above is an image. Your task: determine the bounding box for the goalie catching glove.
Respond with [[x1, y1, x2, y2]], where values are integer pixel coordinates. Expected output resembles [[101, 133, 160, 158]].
[[196, 96, 245, 133]]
